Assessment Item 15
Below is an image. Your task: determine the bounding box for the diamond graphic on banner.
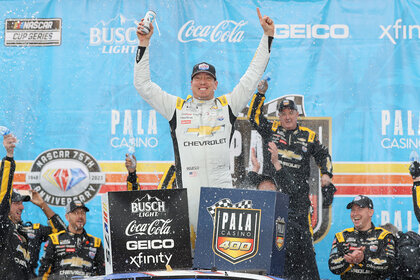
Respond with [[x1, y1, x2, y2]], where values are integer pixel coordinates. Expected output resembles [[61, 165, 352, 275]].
[[68, 168, 87, 190], [43, 168, 87, 192]]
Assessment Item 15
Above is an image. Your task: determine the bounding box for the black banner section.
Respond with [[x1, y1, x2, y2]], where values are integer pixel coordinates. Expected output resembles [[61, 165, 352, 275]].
[[102, 189, 192, 274]]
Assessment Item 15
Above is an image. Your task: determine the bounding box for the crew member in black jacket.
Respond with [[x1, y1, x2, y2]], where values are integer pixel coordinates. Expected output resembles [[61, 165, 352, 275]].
[[248, 80, 333, 280]]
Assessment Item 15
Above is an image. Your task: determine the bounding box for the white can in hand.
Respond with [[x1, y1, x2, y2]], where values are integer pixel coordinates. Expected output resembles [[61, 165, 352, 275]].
[[139, 10, 156, 34]]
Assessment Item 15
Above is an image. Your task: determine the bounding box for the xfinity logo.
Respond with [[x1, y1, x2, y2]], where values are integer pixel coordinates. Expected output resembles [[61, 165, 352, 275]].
[[380, 19, 420, 45], [274, 24, 349, 39]]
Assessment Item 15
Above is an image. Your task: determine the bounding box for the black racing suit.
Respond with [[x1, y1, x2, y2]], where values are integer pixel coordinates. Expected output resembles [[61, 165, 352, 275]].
[[248, 92, 333, 280], [19, 214, 66, 277], [127, 171, 139, 191], [413, 181, 420, 223], [329, 224, 396, 279], [0, 156, 31, 279], [38, 229, 105, 279]]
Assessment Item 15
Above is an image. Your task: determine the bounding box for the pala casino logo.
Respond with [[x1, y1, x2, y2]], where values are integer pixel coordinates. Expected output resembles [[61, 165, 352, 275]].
[[232, 94, 333, 243], [207, 199, 260, 264], [26, 149, 105, 206]]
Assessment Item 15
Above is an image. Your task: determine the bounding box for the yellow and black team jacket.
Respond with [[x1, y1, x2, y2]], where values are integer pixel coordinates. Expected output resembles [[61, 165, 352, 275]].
[[413, 181, 420, 223], [158, 164, 177, 189], [248, 92, 333, 212], [127, 165, 178, 191], [126, 171, 139, 191], [20, 214, 66, 277], [328, 224, 395, 279], [38, 229, 105, 279], [0, 156, 31, 280]]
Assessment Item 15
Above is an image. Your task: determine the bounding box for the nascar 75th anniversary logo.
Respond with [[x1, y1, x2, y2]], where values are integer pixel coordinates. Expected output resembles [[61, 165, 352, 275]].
[[211, 206, 261, 264]]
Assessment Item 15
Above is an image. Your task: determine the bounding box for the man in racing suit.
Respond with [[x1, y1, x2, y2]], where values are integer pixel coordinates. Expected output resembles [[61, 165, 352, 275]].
[[329, 195, 395, 279], [134, 8, 275, 231], [0, 135, 66, 279], [21, 190, 66, 278], [248, 82, 333, 279], [38, 201, 105, 279], [0, 134, 31, 279]]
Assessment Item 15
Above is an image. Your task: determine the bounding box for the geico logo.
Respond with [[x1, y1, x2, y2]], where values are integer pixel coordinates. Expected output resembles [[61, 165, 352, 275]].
[[126, 239, 175, 250], [131, 201, 165, 213], [274, 24, 349, 39], [89, 27, 138, 46]]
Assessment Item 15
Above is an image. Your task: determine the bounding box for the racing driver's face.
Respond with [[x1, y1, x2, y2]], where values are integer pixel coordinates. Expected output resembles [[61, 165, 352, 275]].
[[278, 108, 299, 130], [66, 208, 87, 234], [191, 73, 218, 100]]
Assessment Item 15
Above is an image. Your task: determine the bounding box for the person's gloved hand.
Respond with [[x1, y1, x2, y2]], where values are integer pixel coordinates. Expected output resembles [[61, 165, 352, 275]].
[[322, 183, 337, 207], [409, 161, 420, 179]]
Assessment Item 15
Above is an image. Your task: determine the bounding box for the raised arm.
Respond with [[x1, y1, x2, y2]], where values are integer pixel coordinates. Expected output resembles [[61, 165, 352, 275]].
[[134, 16, 178, 120], [409, 161, 420, 223], [126, 154, 139, 191], [228, 8, 274, 115], [0, 135, 17, 221]]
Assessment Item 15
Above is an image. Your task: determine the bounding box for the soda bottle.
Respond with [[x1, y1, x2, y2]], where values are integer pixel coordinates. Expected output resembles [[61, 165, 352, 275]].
[[128, 137, 136, 169], [139, 10, 156, 34], [0, 126, 10, 136], [409, 150, 419, 162]]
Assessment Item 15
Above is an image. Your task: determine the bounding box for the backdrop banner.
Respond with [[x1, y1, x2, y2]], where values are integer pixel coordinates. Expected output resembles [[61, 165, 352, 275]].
[[2, 1, 419, 278]]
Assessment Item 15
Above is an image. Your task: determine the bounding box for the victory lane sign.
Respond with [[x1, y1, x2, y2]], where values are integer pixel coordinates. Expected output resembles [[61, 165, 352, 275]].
[[213, 207, 261, 264]]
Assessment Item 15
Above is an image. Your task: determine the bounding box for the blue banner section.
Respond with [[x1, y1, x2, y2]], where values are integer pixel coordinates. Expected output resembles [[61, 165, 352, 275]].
[[2, 1, 420, 279]]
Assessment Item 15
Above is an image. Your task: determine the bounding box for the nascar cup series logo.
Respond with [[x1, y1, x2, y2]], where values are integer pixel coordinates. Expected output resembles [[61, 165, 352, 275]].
[[26, 149, 105, 206], [207, 199, 260, 264]]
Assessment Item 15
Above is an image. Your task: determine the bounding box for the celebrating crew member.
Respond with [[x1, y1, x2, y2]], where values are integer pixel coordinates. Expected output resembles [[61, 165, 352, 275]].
[[38, 201, 105, 279], [15, 190, 66, 278], [134, 8, 275, 232], [329, 195, 395, 279], [0, 134, 65, 279], [248, 79, 333, 279], [0, 134, 31, 279]]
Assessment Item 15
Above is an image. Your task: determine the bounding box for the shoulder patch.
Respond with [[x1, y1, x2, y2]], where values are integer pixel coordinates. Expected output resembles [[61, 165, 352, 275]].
[[299, 126, 316, 143], [87, 233, 102, 248], [175, 97, 185, 110], [272, 120, 279, 132], [336, 228, 354, 242], [50, 230, 65, 245], [376, 227, 391, 240], [33, 223, 40, 230], [216, 95, 228, 107]]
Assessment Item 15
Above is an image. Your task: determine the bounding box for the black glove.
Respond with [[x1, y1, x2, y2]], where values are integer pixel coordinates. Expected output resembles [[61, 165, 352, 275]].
[[409, 161, 420, 179], [322, 183, 337, 207]]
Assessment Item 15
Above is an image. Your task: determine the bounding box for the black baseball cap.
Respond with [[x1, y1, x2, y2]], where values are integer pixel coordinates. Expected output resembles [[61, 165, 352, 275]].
[[66, 201, 89, 214], [277, 99, 298, 112], [11, 190, 31, 203], [346, 195, 374, 209], [191, 62, 217, 80]]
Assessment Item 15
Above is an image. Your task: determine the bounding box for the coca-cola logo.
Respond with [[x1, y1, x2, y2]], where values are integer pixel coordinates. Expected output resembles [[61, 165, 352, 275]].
[[178, 20, 247, 43], [125, 219, 172, 236]]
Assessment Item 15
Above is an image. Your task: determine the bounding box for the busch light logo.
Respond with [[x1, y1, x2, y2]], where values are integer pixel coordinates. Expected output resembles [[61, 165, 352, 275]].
[[26, 149, 105, 206], [131, 194, 166, 217], [178, 20, 247, 43], [89, 14, 138, 54]]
